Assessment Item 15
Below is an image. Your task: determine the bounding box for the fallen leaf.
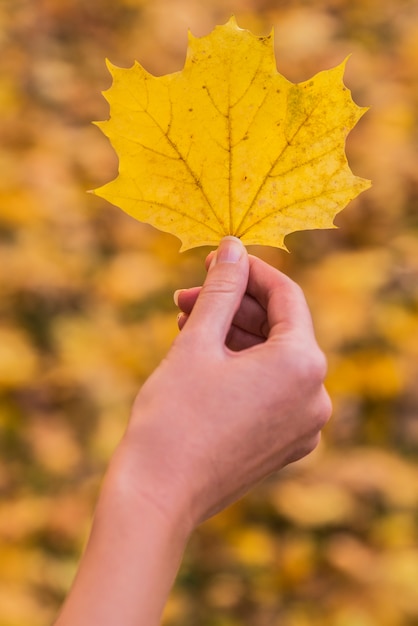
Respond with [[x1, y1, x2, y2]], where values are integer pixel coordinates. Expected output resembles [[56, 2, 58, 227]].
[[93, 17, 371, 250]]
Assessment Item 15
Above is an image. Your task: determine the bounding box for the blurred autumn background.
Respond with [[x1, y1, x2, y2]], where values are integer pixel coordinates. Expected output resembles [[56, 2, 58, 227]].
[[1, 0, 417, 624]]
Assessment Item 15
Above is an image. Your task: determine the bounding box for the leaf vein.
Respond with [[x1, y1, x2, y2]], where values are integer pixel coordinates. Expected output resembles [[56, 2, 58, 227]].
[[124, 79, 226, 232], [234, 95, 324, 235], [116, 194, 223, 236], [270, 144, 342, 178], [237, 184, 354, 238]]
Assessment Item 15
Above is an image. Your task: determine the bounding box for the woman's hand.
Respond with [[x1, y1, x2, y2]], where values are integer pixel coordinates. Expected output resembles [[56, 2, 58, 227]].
[[119, 236, 332, 531], [55, 236, 331, 626], [175, 252, 270, 351]]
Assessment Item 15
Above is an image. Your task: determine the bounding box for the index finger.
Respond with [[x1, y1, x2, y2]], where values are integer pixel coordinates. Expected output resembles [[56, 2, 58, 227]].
[[246, 255, 315, 339]]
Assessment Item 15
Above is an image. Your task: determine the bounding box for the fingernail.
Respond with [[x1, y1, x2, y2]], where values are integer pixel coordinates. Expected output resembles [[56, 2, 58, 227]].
[[173, 289, 181, 306], [177, 311, 187, 328], [215, 236, 244, 265]]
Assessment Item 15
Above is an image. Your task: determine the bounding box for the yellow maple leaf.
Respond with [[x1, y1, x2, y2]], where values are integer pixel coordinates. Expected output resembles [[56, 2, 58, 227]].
[[93, 17, 371, 251]]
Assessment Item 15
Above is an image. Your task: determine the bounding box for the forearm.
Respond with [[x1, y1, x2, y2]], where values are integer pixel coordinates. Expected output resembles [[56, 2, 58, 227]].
[[54, 243, 331, 624], [54, 451, 191, 626]]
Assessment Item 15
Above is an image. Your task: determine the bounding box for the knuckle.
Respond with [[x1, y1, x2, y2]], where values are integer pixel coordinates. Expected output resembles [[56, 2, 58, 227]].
[[309, 348, 328, 383], [292, 280, 306, 302], [201, 276, 239, 297], [314, 391, 333, 430], [294, 345, 328, 386]]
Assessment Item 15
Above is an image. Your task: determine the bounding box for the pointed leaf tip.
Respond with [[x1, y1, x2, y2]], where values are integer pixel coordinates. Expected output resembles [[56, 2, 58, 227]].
[[93, 19, 371, 251]]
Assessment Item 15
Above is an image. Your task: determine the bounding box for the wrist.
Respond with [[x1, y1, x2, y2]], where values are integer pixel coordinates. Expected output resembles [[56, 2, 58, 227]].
[[100, 433, 196, 544], [55, 438, 192, 626]]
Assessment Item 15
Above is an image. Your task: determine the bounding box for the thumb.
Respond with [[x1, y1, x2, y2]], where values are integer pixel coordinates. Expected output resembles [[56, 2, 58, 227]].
[[181, 236, 249, 346]]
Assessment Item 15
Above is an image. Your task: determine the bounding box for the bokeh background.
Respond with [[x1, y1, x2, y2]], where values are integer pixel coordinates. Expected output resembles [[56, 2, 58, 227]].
[[1, 0, 418, 624]]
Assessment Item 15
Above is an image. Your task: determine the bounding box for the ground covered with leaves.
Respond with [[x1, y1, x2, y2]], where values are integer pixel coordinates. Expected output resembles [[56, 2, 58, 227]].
[[0, 1, 417, 625]]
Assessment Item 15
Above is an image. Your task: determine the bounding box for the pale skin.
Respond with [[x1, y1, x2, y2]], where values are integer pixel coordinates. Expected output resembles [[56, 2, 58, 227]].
[[54, 236, 331, 626]]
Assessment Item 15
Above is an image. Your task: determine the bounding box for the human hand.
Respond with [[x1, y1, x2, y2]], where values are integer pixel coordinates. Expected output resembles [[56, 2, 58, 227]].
[[55, 236, 331, 626], [175, 251, 276, 352], [114, 236, 331, 533]]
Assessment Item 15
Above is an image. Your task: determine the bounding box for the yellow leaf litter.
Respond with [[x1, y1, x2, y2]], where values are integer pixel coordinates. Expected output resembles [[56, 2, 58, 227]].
[[93, 17, 371, 251]]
